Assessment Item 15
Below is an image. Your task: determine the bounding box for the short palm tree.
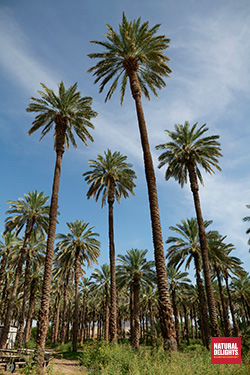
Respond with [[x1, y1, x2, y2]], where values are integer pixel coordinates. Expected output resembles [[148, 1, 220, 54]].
[[26, 81, 97, 358], [156, 121, 222, 337], [116, 248, 155, 349], [88, 13, 176, 350], [90, 264, 110, 341], [166, 266, 191, 347], [0, 191, 50, 348], [56, 220, 100, 352], [83, 149, 136, 342]]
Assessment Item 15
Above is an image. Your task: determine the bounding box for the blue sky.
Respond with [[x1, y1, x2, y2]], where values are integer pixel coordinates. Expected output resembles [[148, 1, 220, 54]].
[[1, 0, 250, 278]]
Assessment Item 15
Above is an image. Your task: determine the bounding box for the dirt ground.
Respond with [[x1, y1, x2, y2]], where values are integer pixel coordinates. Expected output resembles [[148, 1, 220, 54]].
[[1, 357, 87, 375]]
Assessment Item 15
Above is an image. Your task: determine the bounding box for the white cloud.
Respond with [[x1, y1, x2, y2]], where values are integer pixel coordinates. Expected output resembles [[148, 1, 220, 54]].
[[0, 7, 58, 94]]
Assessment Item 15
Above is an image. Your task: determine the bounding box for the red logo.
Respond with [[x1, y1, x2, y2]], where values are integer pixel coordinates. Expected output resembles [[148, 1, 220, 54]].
[[211, 337, 241, 364]]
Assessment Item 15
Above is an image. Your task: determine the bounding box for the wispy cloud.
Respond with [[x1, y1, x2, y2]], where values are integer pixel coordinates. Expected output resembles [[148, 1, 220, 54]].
[[0, 7, 59, 94]]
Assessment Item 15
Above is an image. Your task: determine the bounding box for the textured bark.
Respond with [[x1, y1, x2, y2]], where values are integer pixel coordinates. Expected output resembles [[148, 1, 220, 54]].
[[104, 283, 109, 341], [130, 287, 134, 345], [36, 116, 67, 369], [108, 179, 117, 342], [171, 289, 181, 347], [52, 292, 61, 344], [127, 69, 176, 350], [0, 253, 8, 290], [0, 274, 10, 324], [72, 246, 81, 352], [17, 255, 31, 347], [193, 253, 210, 348], [187, 161, 220, 337], [132, 280, 140, 349], [61, 270, 70, 345], [224, 274, 239, 337], [216, 267, 232, 337], [0, 219, 35, 349], [24, 278, 36, 343], [183, 304, 190, 345]]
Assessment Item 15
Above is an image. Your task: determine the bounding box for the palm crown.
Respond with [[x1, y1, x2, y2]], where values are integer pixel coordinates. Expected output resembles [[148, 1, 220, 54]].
[[56, 220, 100, 268], [83, 149, 136, 207], [26, 81, 97, 149], [156, 121, 222, 187], [88, 12, 171, 104], [5, 190, 50, 235]]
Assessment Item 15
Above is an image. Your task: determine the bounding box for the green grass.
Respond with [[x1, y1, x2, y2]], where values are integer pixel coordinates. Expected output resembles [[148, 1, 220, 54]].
[[77, 341, 250, 375]]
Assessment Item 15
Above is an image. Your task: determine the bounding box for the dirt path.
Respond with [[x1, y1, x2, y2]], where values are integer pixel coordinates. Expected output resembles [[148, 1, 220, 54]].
[[0, 357, 87, 375], [48, 357, 87, 374]]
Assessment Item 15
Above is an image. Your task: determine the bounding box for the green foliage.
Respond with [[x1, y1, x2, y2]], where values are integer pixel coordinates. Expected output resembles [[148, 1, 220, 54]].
[[78, 342, 250, 375], [19, 357, 38, 375]]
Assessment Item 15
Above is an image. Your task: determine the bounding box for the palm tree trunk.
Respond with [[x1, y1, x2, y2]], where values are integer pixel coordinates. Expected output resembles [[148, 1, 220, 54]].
[[215, 267, 232, 337], [183, 304, 190, 345], [73, 246, 81, 352], [171, 289, 181, 347], [187, 161, 220, 337], [0, 252, 8, 290], [132, 280, 140, 349], [108, 180, 117, 342], [17, 255, 31, 347], [224, 274, 239, 337], [61, 270, 70, 345], [128, 70, 176, 351], [36, 117, 67, 368], [24, 278, 36, 343], [130, 286, 134, 345], [0, 219, 35, 349], [104, 283, 109, 341], [52, 292, 61, 344], [193, 253, 210, 348]]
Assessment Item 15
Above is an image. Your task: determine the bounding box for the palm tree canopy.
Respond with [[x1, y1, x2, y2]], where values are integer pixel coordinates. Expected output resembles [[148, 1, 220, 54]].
[[116, 248, 155, 289], [88, 12, 171, 104], [83, 149, 137, 207], [166, 266, 191, 293], [56, 220, 101, 268], [4, 190, 50, 235], [166, 218, 212, 270], [156, 121, 222, 187], [26, 81, 97, 149]]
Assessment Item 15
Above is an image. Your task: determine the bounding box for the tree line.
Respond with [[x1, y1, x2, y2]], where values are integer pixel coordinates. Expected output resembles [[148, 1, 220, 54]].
[[0, 12, 250, 372]]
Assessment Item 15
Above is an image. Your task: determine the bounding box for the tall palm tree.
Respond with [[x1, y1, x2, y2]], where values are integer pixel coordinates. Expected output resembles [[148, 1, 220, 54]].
[[116, 249, 155, 349], [0, 191, 50, 349], [166, 218, 211, 348], [90, 264, 110, 341], [26, 82, 97, 359], [166, 266, 191, 347], [88, 13, 176, 350], [83, 149, 136, 342], [56, 220, 100, 352], [156, 121, 222, 337]]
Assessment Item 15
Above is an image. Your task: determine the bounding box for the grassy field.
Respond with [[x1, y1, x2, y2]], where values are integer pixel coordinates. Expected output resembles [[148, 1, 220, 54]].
[[75, 341, 250, 375]]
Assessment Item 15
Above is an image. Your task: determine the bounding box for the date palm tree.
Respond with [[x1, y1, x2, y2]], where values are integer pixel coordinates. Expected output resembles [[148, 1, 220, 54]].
[[88, 13, 176, 350], [116, 249, 155, 349], [83, 149, 136, 342], [156, 121, 222, 337], [26, 81, 97, 360], [166, 218, 211, 348], [0, 191, 50, 348], [56, 220, 100, 352], [166, 266, 191, 347], [90, 264, 110, 341]]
